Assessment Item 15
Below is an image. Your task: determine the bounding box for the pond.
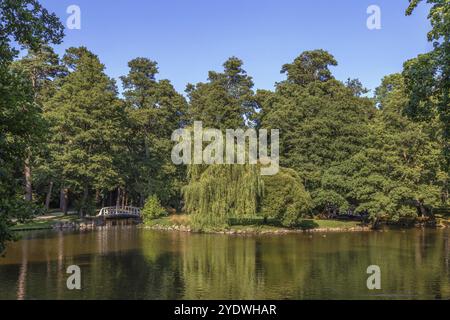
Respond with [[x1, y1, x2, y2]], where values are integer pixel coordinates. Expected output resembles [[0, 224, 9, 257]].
[[0, 228, 448, 300]]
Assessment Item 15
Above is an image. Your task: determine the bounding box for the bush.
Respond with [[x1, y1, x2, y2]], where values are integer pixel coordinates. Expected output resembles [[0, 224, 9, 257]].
[[261, 168, 312, 227], [228, 217, 281, 226], [142, 195, 167, 222]]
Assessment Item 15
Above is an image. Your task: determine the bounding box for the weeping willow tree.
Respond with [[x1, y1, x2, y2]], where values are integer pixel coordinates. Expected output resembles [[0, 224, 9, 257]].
[[183, 164, 312, 230], [183, 164, 263, 230]]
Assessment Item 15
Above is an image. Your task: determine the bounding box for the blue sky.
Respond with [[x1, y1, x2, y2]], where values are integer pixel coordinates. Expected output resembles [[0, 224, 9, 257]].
[[41, 0, 432, 96]]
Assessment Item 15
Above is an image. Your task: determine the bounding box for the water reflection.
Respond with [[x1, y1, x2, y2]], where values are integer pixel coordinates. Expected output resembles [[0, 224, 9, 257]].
[[16, 239, 27, 300], [0, 228, 448, 300]]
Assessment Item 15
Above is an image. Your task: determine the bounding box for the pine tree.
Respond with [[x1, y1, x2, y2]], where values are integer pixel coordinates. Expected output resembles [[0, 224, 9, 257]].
[[186, 57, 257, 129], [45, 47, 124, 216], [13, 45, 66, 206], [120, 58, 187, 207], [0, 0, 64, 253]]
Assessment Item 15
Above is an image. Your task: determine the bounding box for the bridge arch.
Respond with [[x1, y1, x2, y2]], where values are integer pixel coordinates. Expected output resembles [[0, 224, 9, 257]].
[[97, 206, 142, 219]]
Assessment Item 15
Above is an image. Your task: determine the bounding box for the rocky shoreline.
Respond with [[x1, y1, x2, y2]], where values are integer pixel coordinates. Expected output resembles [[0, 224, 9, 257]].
[[142, 224, 373, 235], [51, 217, 141, 231], [15, 217, 446, 233], [52, 221, 96, 231]]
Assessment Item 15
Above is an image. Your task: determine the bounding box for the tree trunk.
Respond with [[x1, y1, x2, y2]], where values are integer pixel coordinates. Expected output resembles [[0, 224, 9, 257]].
[[60, 187, 69, 216], [80, 185, 89, 218], [60, 188, 64, 211], [45, 181, 54, 211], [371, 216, 380, 229], [418, 201, 427, 218], [122, 190, 126, 207], [116, 187, 121, 207], [24, 154, 32, 202], [140, 193, 145, 207], [23, 74, 37, 202], [95, 189, 101, 207]]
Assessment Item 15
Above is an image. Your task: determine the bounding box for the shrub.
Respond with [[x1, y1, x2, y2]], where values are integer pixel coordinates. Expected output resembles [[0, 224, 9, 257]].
[[142, 195, 167, 222], [261, 168, 312, 227]]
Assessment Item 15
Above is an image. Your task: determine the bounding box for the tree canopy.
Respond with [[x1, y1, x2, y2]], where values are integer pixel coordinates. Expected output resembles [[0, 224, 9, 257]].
[[0, 0, 64, 253]]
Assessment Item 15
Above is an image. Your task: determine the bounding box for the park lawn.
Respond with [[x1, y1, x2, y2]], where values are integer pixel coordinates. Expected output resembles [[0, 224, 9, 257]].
[[226, 224, 286, 232], [14, 214, 363, 232], [11, 214, 81, 231], [144, 214, 191, 227], [305, 219, 361, 229], [145, 215, 363, 232], [11, 220, 54, 231]]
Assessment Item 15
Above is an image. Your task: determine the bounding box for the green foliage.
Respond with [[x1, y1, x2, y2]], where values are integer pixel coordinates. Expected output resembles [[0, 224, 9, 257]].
[[142, 195, 167, 222], [406, 0, 449, 44], [13, 45, 67, 206], [260, 53, 375, 212], [13, 45, 67, 104], [186, 57, 257, 129], [183, 165, 263, 230], [120, 58, 187, 207], [280, 49, 337, 86], [259, 48, 448, 222], [0, 0, 63, 253], [345, 78, 369, 97], [45, 47, 125, 216], [1, 0, 449, 255], [261, 168, 312, 227], [405, 0, 450, 169], [183, 57, 263, 229], [0, 0, 64, 61], [321, 74, 447, 221], [182, 165, 312, 229], [182, 48, 446, 229]]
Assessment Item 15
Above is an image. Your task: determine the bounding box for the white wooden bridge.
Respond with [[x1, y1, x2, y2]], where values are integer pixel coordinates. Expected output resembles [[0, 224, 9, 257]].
[[97, 206, 142, 219]]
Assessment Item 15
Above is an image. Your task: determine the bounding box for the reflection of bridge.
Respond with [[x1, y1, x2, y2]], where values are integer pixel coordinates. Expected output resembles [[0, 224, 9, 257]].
[[97, 206, 142, 219]]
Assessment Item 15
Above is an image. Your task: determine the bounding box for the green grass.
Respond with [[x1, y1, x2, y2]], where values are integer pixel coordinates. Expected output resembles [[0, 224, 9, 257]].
[[145, 215, 364, 232], [226, 224, 284, 232], [15, 213, 364, 233], [302, 219, 361, 229], [11, 214, 81, 231], [144, 216, 174, 227], [11, 220, 54, 231], [230, 219, 361, 231]]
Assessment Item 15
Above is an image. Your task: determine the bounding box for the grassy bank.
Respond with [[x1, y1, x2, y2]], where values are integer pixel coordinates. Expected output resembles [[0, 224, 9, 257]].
[[11, 214, 81, 231], [144, 215, 366, 234], [16, 213, 447, 234]]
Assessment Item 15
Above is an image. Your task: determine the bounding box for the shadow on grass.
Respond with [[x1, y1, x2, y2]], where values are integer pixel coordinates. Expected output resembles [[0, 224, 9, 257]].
[[228, 217, 321, 230], [297, 219, 319, 230], [228, 217, 282, 227]]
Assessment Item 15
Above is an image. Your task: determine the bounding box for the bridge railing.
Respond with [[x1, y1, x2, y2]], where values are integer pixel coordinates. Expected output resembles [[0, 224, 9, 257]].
[[97, 206, 142, 217]]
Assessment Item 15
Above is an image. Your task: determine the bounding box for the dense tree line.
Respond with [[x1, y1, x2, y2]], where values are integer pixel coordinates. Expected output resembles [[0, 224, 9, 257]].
[[0, 0, 64, 253], [1, 0, 449, 250]]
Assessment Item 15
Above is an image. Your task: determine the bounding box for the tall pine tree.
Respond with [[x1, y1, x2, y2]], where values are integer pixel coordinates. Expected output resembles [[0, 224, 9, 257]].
[[120, 58, 187, 207], [0, 0, 64, 252], [45, 47, 124, 216]]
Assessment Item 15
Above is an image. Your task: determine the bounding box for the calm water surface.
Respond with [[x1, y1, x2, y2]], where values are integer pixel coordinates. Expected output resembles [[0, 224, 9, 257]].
[[0, 227, 448, 300]]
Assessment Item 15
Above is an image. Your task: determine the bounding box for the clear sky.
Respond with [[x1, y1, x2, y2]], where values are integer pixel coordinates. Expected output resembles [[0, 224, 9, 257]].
[[41, 0, 432, 96]]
